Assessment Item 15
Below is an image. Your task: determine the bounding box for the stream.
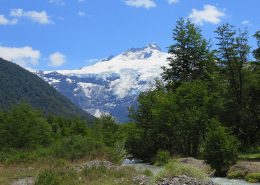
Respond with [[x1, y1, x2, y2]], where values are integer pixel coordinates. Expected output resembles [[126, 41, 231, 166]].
[[123, 159, 260, 185]]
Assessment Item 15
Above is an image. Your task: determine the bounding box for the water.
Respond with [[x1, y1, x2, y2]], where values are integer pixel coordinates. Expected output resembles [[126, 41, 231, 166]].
[[123, 159, 260, 185], [211, 177, 260, 185]]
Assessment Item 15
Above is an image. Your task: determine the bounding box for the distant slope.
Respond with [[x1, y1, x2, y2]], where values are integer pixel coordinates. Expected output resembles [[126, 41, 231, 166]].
[[0, 58, 94, 121]]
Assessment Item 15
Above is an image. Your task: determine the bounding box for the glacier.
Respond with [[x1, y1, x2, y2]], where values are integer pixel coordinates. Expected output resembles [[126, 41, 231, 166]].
[[36, 44, 170, 122]]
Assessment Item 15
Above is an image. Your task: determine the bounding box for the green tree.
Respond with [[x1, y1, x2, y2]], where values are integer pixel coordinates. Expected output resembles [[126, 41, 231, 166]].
[[162, 18, 214, 87], [128, 81, 223, 159], [203, 119, 240, 176], [253, 31, 260, 61], [215, 24, 250, 138], [0, 103, 51, 149]]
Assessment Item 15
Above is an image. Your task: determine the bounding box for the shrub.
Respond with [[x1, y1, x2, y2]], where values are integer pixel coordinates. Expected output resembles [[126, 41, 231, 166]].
[[227, 171, 246, 179], [35, 170, 61, 185], [203, 119, 240, 176], [51, 135, 104, 160], [156, 159, 207, 181], [35, 169, 79, 185], [153, 150, 171, 166], [245, 173, 260, 183], [0, 103, 52, 149]]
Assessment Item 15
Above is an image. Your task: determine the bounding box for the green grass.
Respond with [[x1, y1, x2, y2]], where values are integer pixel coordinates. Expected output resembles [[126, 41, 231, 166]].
[[239, 153, 260, 161], [245, 173, 260, 183], [227, 170, 246, 179], [155, 159, 207, 182]]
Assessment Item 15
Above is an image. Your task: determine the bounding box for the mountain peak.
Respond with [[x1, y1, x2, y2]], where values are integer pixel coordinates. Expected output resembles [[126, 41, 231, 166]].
[[147, 43, 161, 51], [120, 43, 162, 60], [125, 43, 161, 53]]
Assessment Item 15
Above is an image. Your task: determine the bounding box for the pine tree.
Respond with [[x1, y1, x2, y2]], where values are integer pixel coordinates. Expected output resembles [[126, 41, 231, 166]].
[[162, 18, 213, 87]]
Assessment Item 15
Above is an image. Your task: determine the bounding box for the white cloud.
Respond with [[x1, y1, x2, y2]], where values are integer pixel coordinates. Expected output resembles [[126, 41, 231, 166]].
[[0, 46, 40, 68], [124, 0, 156, 9], [78, 11, 86, 17], [241, 20, 250, 25], [188, 5, 225, 25], [49, 52, 66, 67], [167, 0, 179, 4], [49, 0, 65, 6], [0, 14, 17, 25], [10, 9, 52, 24]]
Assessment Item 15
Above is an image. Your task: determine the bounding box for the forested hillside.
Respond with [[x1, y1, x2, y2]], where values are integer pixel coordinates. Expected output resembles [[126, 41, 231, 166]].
[[0, 58, 94, 121]]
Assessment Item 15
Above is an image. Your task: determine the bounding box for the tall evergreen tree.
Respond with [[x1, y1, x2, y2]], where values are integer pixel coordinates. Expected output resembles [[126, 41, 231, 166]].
[[162, 18, 213, 86]]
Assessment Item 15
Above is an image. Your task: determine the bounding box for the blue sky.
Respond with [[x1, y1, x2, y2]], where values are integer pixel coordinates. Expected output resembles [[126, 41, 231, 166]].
[[0, 0, 259, 70]]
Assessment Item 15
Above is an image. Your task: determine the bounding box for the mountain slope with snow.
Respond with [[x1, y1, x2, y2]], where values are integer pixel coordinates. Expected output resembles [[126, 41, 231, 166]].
[[37, 44, 170, 122]]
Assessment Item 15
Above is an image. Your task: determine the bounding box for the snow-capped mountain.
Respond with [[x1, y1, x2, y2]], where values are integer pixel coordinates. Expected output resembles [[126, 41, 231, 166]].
[[37, 44, 169, 122]]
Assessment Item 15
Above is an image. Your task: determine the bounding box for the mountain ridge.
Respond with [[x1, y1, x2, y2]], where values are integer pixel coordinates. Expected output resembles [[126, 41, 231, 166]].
[[36, 44, 170, 122], [0, 58, 94, 121]]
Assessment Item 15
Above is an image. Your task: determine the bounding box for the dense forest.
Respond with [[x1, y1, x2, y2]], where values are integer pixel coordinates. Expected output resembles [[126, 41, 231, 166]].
[[126, 19, 260, 175], [0, 58, 94, 121], [0, 103, 126, 163]]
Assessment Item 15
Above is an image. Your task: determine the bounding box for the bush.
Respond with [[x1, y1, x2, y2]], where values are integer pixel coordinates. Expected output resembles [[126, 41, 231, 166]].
[[82, 165, 138, 185], [227, 171, 246, 179], [153, 150, 171, 166], [245, 173, 260, 183], [156, 159, 207, 181], [203, 119, 240, 176], [51, 135, 104, 160], [0, 103, 51, 149]]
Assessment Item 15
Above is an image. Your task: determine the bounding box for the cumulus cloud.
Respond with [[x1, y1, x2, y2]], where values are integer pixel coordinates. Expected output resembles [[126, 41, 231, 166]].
[[78, 11, 86, 17], [48, 0, 65, 6], [49, 52, 66, 67], [10, 9, 52, 24], [167, 0, 179, 4], [124, 0, 156, 9], [189, 5, 225, 25], [0, 14, 17, 25], [0, 46, 40, 68]]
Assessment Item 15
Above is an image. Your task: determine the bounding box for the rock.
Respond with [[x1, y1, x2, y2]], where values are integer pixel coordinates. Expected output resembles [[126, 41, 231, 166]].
[[227, 161, 260, 178], [133, 175, 150, 185], [74, 160, 116, 172], [11, 177, 34, 185], [157, 175, 216, 185]]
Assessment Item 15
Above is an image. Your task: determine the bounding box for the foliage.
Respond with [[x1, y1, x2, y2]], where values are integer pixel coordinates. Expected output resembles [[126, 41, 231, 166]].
[[0, 104, 127, 164], [153, 150, 171, 166], [35, 169, 79, 185], [51, 135, 104, 161], [253, 31, 260, 61], [128, 80, 223, 160], [238, 153, 260, 161], [227, 170, 246, 179], [0, 103, 51, 149], [127, 20, 259, 165], [156, 159, 207, 181], [245, 173, 260, 183], [0, 58, 93, 121], [203, 120, 240, 176], [162, 18, 214, 86]]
